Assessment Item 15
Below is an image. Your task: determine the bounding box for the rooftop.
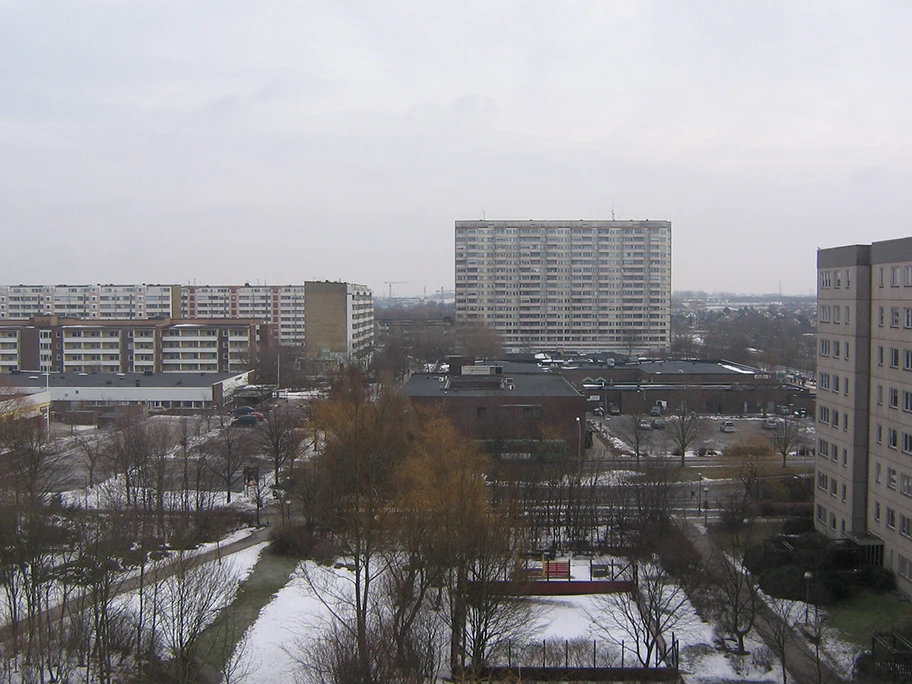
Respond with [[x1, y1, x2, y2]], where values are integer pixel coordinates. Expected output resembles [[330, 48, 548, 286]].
[[4, 371, 246, 389], [401, 368, 581, 399]]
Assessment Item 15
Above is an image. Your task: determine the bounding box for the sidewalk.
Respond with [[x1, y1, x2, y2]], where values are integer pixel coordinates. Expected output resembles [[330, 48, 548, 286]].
[[681, 519, 846, 684]]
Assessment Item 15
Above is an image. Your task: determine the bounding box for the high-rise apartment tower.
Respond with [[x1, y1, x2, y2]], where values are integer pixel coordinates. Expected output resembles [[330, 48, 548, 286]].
[[816, 238, 912, 592], [454, 220, 671, 354]]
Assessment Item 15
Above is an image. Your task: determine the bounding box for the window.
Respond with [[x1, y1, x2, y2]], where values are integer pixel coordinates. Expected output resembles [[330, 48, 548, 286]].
[[842, 484, 847, 502], [888, 468, 898, 489], [902, 515, 912, 539], [843, 448, 848, 466], [821, 271, 831, 288], [877, 425, 883, 444], [905, 349, 912, 371], [891, 388, 900, 408], [843, 413, 849, 432], [879, 307, 885, 326], [844, 342, 850, 360], [831, 479, 838, 496], [905, 391, 912, 412], [844, 378, 849, 395], [819, 339, 830, 356], [878, 346, 884, 366], [833, 412, 839, 428], [902, 473, 912, 497], [877, 385, 884, 406], [845, 305, 850, 324], [875, 501, 881, 522], [893, 266, 901, 287], [833, 306, 840, 323], [880, 268, 885, 287], [833, 340, 841, 357], [846, 270, 851, 288], [819, 405, 830, 423], [887, 507, 896, 529], [906, 308, 912, 328], [819, 372, 830, 390], [818, 439, 830, 457], [892, 307, 901, 327], [833, 376, 840, 393], [835, 271, 842, 288], [889, 428, 899, 449], [817, 472, 829, 490], [817, 504, 827, 523], [892, 348, 901, 368], [820, 305, 831, 323], [906, 265, 912, 287]]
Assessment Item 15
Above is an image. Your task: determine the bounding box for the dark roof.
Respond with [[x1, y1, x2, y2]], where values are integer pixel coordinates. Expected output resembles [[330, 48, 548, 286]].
[[4, 371, 246, 389], [401, 371, 582, 398]]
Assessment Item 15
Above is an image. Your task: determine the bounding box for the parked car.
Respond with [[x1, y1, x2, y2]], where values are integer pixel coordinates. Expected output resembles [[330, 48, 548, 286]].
[[649, 405, 663, 417], [720, 420, 735, 433], [652, 418, 665, 429], [233, 406, 256, 416], [638, 419, 652, 430], [762, 417, 780, 430], [230, 415, 258, 427], [608, 404, 621, 416], [251, 411, 266, 421]]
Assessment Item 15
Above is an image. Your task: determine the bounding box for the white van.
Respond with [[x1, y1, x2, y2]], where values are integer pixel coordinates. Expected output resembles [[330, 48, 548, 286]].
[[720, 420, 735, 433]]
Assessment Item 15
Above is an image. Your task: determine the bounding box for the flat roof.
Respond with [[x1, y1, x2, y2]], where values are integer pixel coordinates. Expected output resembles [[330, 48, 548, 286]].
[[4, 371, 246, 389], [402, 371, 582, 398]]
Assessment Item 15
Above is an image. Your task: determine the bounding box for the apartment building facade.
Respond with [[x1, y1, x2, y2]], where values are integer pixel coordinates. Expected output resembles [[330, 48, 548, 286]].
[[0, 282, 373, 355], [816, 238, 912, 592], [454, 220, 671, 355], [302, 281, 374, 364], [0, 316, 270, 374]]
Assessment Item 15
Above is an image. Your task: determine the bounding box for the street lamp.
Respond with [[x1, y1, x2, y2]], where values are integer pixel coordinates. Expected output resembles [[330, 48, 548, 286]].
[[703, 487, 710, 525], [804, 571, 813, 624], [576, 416, 582, 460]]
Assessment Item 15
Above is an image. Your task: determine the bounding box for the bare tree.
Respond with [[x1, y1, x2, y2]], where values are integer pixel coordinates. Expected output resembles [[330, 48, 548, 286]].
[[205, 424, 254, 504], [589, 555, 694, 668], [667, 402, 711, 467], [764, 598, 800, 684], [769, 415, 806, 468], [612, 414, 653, 466], [257, 405, 306, 487], [149, 552, 242, 682], [711, 540, 763, 655]]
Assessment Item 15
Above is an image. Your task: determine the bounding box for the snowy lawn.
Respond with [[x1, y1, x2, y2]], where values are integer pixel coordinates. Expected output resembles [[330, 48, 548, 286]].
[[232, 556, 783, 683]]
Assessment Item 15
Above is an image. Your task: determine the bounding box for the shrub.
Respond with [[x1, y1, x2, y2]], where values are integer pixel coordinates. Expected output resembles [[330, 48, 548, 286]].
[[782, 515, 814, 535]]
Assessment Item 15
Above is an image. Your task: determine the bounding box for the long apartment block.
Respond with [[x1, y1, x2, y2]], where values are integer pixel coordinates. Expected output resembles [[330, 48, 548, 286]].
[[0, 316, 270, 374], [816, 237, 912, 592], [0, 281, 374, 360], [455, 220, 671, 355]]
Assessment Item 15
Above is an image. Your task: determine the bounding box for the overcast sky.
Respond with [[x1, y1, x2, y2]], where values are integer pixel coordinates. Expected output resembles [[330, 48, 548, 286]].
[[2, 1, 910, 297]]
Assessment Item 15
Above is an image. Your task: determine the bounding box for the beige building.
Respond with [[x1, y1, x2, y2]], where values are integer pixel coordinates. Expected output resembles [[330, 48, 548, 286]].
[[303, 281, 374, 365], [455, 220, 671, 355], [816, 238, 912, 591]]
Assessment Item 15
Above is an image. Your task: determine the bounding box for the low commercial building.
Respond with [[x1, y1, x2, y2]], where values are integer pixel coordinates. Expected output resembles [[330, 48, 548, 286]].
[[401, 358, 587, 459], [4, 371, 250, 413]]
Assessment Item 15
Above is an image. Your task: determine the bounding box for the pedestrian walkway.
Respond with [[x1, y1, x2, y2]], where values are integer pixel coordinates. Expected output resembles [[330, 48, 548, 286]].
[[680, 519, 846, 684]]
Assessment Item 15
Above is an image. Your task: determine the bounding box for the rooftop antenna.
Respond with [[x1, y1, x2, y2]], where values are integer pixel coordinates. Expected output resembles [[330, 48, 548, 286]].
[[482, 209, 486, 220], [611, 203, 615, 221]]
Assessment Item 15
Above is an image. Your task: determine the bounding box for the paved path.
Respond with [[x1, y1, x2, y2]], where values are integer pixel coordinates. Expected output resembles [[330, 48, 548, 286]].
[[681, 519, 847, 684]]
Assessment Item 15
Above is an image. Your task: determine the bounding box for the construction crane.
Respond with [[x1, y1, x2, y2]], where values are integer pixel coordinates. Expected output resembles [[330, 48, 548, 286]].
[[384, 281, 408, 299]]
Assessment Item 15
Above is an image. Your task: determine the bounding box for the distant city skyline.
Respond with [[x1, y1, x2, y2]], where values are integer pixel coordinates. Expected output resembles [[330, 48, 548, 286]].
[[3, 2, 909, 297]]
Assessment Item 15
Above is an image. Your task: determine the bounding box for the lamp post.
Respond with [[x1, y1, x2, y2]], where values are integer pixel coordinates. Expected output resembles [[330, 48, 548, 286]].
[[804, 571, 813, 624], [703, 487, 710, 525], [576, 416, 582, 460]]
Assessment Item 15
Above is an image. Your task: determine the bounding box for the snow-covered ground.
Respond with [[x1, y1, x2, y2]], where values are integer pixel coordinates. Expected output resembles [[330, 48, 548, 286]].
[[230, 556, 786, 683]]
